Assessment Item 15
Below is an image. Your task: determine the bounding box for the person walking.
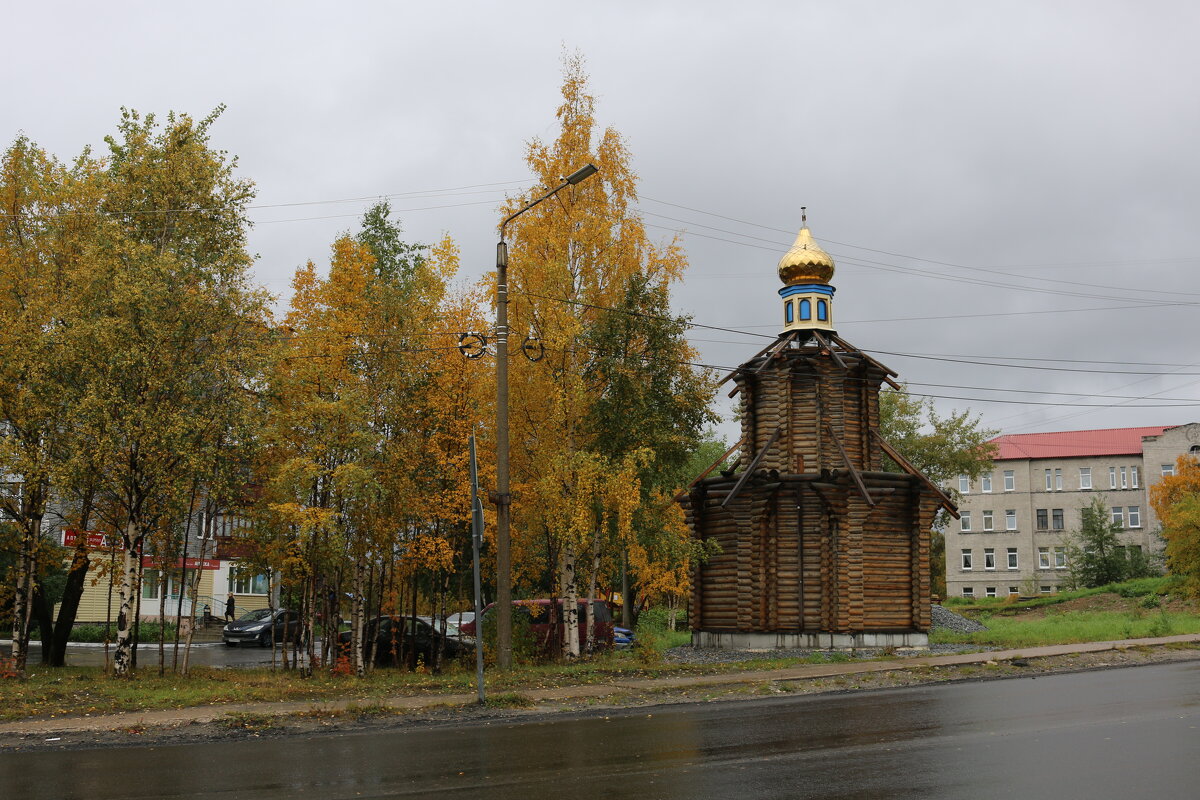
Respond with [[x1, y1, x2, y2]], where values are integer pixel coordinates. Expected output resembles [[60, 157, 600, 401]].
[[225, 593, 236, 622]]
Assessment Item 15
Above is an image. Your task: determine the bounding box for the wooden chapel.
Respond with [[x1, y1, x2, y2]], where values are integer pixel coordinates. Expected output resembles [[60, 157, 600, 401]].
[[681, 214, 955, 648]]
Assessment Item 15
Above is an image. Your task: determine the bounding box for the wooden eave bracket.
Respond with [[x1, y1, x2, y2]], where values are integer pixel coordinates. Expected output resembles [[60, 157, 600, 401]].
[[828, 333, 902, 388], [721, 332, 800, 396], [824, 423, 874, 506], [869, 428, 959, 517], [810, 331, 848, 371], [721, 425, 781, 508], [666, 437, 745, 509]]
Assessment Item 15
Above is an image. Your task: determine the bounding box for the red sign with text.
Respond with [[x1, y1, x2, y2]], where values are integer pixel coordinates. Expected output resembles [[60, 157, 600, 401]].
[[61, 529, 114, 549]]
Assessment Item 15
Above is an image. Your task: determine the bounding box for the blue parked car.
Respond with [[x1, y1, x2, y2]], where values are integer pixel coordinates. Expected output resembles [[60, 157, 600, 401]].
[[614, 626, 634, 649]]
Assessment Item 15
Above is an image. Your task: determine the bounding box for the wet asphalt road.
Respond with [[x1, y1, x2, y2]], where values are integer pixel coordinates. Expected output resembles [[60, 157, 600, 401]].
[[2, 660, 1198, 799]]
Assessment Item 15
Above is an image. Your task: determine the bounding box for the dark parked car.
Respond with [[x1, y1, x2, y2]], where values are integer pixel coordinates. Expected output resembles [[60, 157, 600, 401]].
[[338, 615, 473, 666], [460, 599, 614, 654], [223, 608, 301, 647]]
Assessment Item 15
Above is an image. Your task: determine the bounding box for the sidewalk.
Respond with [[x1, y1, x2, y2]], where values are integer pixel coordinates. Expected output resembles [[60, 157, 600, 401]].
[[2, 633, 1197, 737]]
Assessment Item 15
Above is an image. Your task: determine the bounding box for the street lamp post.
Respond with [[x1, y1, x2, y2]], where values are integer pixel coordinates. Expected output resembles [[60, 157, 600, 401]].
[[493, 163, 598, 670]]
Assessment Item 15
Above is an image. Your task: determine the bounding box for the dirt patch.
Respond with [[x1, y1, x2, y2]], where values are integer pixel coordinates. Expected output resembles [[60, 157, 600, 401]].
[[3, 642, 1197, 752]]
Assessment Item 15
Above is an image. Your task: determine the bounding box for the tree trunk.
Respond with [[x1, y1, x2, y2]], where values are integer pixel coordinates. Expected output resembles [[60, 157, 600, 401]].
[[10, 521, 37, 676], [620, 549, 631, 629], [49, 539, 91, 667], [351, 556, 366, 677], [180, 510, 211, 677], [560, 543, 579, 661], [584, 528, 601, 655], [157, 564, 168, 676], [113, 520, 141, 677]]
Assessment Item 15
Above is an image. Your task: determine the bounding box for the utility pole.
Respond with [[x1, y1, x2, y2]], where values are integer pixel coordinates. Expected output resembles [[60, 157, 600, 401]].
[[492, 163, 598, 669]]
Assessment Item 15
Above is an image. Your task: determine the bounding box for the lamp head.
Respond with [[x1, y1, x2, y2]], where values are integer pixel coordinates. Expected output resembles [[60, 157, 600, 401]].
[[565, 163, 598, 185]]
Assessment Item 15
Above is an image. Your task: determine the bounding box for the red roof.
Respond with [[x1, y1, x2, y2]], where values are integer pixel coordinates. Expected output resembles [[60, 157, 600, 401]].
[[991, 426, 1174, 460]]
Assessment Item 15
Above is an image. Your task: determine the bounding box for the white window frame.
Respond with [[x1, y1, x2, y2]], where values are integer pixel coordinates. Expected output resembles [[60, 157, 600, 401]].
[[1054, 468, 1063, 491], [1110, 466, 1117, 489], [1120, 467, 1128, 489], [982, 510, 994, 531], [1079, 467, 1092, 490], [962, 586, 975, 598], [984, 548, 996, 570], [1054, 547, 1067, 569], [1131, 466, 1139, 489], [1128, 506, 1141, 528], [961, 550, 973, 570], [230, 565, 270, 596], [1038, 547, 1051, 569], [1111, 506, 1124, 528], [958, 475, 970, 494], [1040, 585, 1053, 594], [1003, 470, 1015, 492], [1162, 464, 1175, 477], [1044, 469, 1053, 491], [1005, 509, 1017, 531], [981, 474, 992, 493], [985, 587, 997, 598], [1007, 548, 1018, 570], [960, 511, 972, 532]]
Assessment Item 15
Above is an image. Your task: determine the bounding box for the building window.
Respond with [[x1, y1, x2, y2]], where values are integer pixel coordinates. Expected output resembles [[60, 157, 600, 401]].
[[1054, 547, 1067, 569], [142, 569, 161, 601], [1110, 466, 1117, 489], [960, 511, 972, 532], [958, 475, 970, 494], [1052, 508, 1064, 530], [1162, 464, 1175, 477], [1006, 509, 1017, 530], [1120, 467, 1127, 489], [982, 510, 994, 531], [1007, 548, 1018, 570], [1111, 506, 1124, 528], [981, 474, 992, 493], [1131, 466, 1139, 489], [984, 548, 996, 570], [985, 587, 997, 598], [785, 300, 794, 324], [1002, 470, 1014, 491], [1128, 506, 1141, 528], [961, 550, 973, 570], [1044, 469, 1053, 491], [817, 299, 828, 321], [799, 299, 811, 320], [231, 566, 269, 595], [962, 587, 974, 598], [1036, 509, 1048, 530], [1009, 586, 1019, 596], [1040, 585, 1053, 594], [1054, 468, 1063, 490], [1079, 467, 1092, 490], [1038, 547, 1051, 568]]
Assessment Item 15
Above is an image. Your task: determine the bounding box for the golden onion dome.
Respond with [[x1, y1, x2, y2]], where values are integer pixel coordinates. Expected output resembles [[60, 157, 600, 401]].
[[777, 225, 835, 285]]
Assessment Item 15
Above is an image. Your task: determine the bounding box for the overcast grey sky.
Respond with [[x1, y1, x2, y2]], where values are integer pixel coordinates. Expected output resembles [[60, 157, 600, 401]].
[[8, 1, 1200, 443]]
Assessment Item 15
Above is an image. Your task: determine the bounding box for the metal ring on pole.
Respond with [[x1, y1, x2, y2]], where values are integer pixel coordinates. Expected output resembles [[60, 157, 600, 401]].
[[458, 332, 488, 359], [521, 337, 545, 363]]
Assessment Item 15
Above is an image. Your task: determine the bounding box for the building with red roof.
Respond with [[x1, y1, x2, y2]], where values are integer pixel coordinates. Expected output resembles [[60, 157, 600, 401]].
[[944, 423, 1200, 601]]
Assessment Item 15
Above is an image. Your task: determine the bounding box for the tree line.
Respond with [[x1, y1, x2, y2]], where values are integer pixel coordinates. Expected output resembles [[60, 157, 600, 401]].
[[0, 61, 717, 678]]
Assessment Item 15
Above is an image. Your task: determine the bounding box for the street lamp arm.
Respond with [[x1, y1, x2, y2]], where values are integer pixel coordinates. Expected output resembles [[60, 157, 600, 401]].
[[499, 163, 598, 242]]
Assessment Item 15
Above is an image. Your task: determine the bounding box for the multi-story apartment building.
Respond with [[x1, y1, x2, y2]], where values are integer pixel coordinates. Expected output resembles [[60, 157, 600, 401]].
[[945, 423, 1200, 600]]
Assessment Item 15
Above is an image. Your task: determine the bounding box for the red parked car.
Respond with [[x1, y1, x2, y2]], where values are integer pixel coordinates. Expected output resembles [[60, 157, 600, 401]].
[[461, 599, 613, 655]]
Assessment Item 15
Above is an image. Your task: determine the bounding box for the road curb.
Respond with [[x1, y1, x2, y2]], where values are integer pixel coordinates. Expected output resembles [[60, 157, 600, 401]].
[[2, 633, 1198, 737]]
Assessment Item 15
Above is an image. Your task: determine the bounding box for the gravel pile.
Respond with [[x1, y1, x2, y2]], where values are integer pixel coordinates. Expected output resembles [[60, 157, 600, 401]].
[[930, 604, 988, 634]]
